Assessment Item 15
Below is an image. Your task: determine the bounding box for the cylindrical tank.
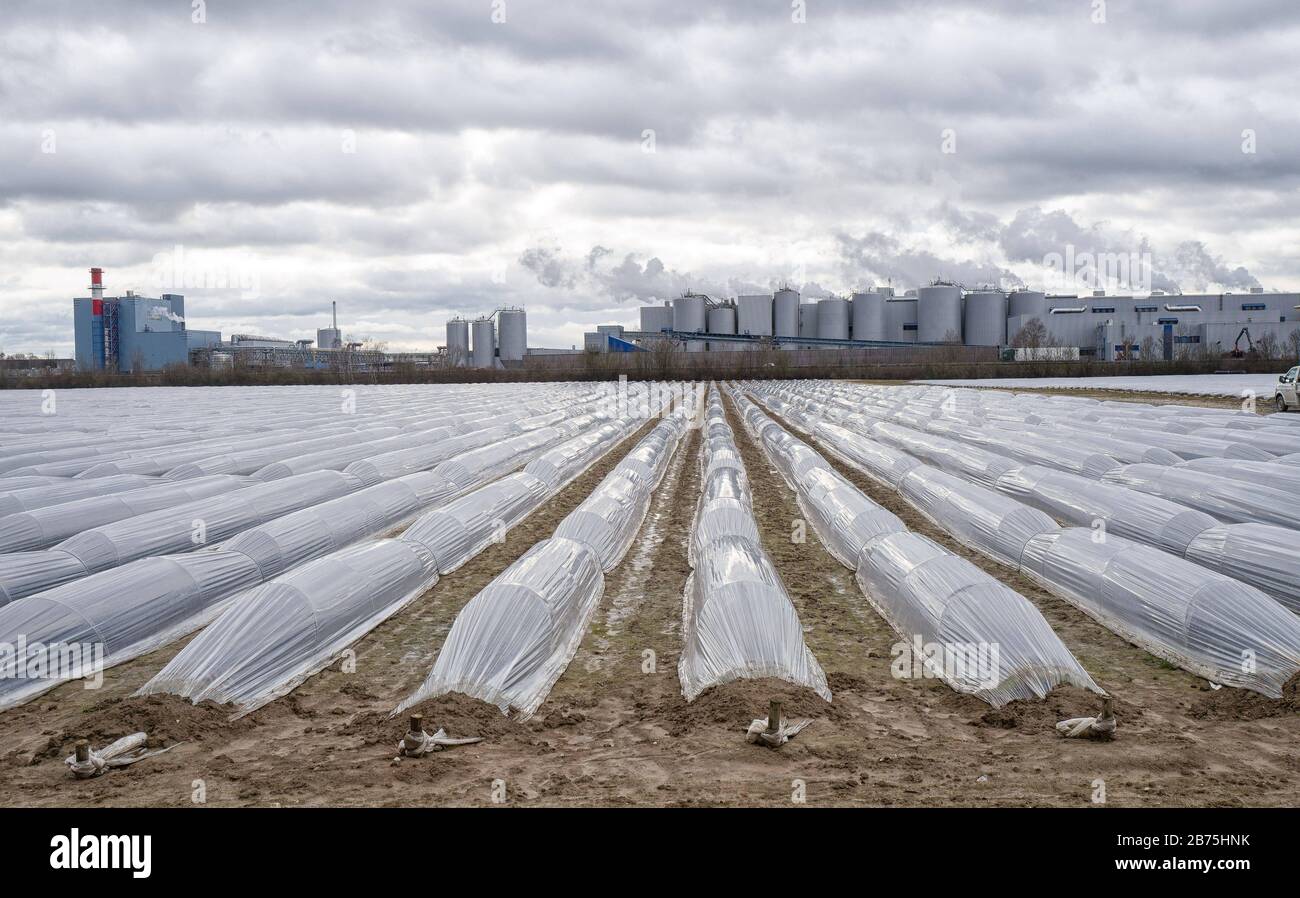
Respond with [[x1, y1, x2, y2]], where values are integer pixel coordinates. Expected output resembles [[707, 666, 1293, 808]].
[[316, 327, 342, 350], [851, 291, 887, 342], [707, 305, 737, 352], [963, 290, 1008, 346], [1008, 289, 1048, 319], [816, 298, 849, 341], [497, 308, 526, 361], [471, 317, 495, 369], [673, 294, 706, 352], [445, 318, 470, 366], [886, 297, 918, 343], [798, 302, 818, 339], [640, 303, 673, 334], [672, 294, 706, 333], [917, 284, 963, 343], [736, 294, 773, 336], [773, 288, 800, 341]]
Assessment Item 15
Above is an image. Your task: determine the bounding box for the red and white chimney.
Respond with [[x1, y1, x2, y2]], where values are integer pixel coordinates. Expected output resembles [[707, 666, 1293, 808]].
[[89, 267, 104, 300]]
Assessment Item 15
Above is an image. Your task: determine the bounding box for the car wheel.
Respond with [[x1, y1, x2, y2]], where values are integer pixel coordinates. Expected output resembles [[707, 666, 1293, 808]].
[[1277, 394, 1289, 412]]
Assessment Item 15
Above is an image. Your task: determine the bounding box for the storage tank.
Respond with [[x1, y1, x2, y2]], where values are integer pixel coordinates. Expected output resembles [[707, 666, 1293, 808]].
[[816, 298, 849, 341], [885, 296, 918, 343], [316, 327, 342, 351], [851, 291, 887, 342], [640, 303, 673, 334], [736, 294, 773, 337], [963, 290, 1008, 346], [798, 302, 818, 341], [917, 284, 963, 343], [673, 294, 707, 352], [1008, 289, 1048, 319], [445, 318, 470, 366], [471, 317, 495, 368], [707, 305, 738, 352], [774, 287, 800, 343], [497, 308, 527, 361]]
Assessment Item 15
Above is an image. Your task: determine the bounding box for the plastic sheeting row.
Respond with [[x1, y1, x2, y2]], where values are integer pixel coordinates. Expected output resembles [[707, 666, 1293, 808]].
[[0, 395, 614, 604], [136, 401, 659, 716], [734, 386, 1100, 707], [678, 387, 830, 703], [394, 414, 688, 718], [788, 389, 1300, 615], [0, 403, 635, 711], [748, 382, 1300, 697]]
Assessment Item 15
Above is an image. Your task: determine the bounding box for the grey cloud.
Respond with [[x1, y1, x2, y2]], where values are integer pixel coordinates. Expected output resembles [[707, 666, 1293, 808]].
[[1, 0, 1298, 353]]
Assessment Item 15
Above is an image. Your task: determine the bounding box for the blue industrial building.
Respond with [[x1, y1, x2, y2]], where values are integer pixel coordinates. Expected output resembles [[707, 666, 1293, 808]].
[[73, 268, 222, 372]]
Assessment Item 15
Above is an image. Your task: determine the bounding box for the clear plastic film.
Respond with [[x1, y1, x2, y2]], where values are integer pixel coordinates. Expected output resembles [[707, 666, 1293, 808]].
[[135, 397, 640, 716], [396, 413, 687, 717], [678, 387, 831, 702], [1178, 457, 1300, 497], [0, 474, 252, 552], [856, 531, 1102, 706], [1020, 528, 1300, 696], [1101, 463, 1300, 530], [897, 466, 1059, 567], [0, 474, 156, 517], [0, 551, 264, 710], [138, 540, 439, 717], [0, 469, 362, 602], [737, 384, 1101, 707], [994, 465, 1219, 555], [1184, 523, 1300, 615]]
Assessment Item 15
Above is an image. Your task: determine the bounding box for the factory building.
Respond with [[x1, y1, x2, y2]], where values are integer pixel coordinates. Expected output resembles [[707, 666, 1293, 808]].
[[1013, 288, 1300, 360], [616, 283, 1299, 360], [73, 268, 209, 372]]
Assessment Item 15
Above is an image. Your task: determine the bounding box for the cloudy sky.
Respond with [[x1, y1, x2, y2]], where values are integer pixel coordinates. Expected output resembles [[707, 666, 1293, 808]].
[[2, 0, 1297, 355]]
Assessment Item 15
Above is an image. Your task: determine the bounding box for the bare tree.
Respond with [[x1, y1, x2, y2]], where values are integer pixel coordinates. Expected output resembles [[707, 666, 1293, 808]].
[[1140, 334, 1158, 361], [1256, 331, 1280, 361], [1010, 318, 1049, 349]]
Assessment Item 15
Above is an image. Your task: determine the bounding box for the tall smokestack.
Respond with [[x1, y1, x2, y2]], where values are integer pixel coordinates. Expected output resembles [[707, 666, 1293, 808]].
[[89, 267, 104, 300], [332, 300, 337, 330]]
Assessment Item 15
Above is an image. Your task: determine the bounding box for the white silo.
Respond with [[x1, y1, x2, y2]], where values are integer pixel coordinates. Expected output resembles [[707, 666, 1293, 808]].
[[817, 298, 849, 341], [798, 302, 819, 346], [885, 296, 918, 343], [673, 294, 707, 352], [707, 304, 738, 351], [917, 284, 963, 343], [1008, 289, 1048, 319], [471, 317, 496, 368], [963, 289, 1008, 346], [497, 308, 527, 361], [851, 291, 887, 342], [736, 294, 773, 337], [773, 287, 800, 343], [445, 317, 470, 366]]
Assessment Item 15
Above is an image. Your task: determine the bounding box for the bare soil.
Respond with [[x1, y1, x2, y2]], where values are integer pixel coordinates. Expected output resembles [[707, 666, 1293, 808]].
[[1, 397, 1297, 808]]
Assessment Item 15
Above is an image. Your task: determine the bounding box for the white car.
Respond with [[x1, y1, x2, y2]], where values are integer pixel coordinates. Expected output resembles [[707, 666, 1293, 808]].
[[1276, 366, 1299, 412]]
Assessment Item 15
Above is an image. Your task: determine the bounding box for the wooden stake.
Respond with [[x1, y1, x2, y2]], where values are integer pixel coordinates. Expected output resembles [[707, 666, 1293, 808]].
[[74, 739, 90, 763], [409, 714, 423, 735], [767, 700, 782, 734]]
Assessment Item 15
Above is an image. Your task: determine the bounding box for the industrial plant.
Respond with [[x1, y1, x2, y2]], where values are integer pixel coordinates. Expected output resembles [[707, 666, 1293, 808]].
[[610, 284, 1300, 362], [71, 268, 534, 373], [68, 267, 1300, 375]]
